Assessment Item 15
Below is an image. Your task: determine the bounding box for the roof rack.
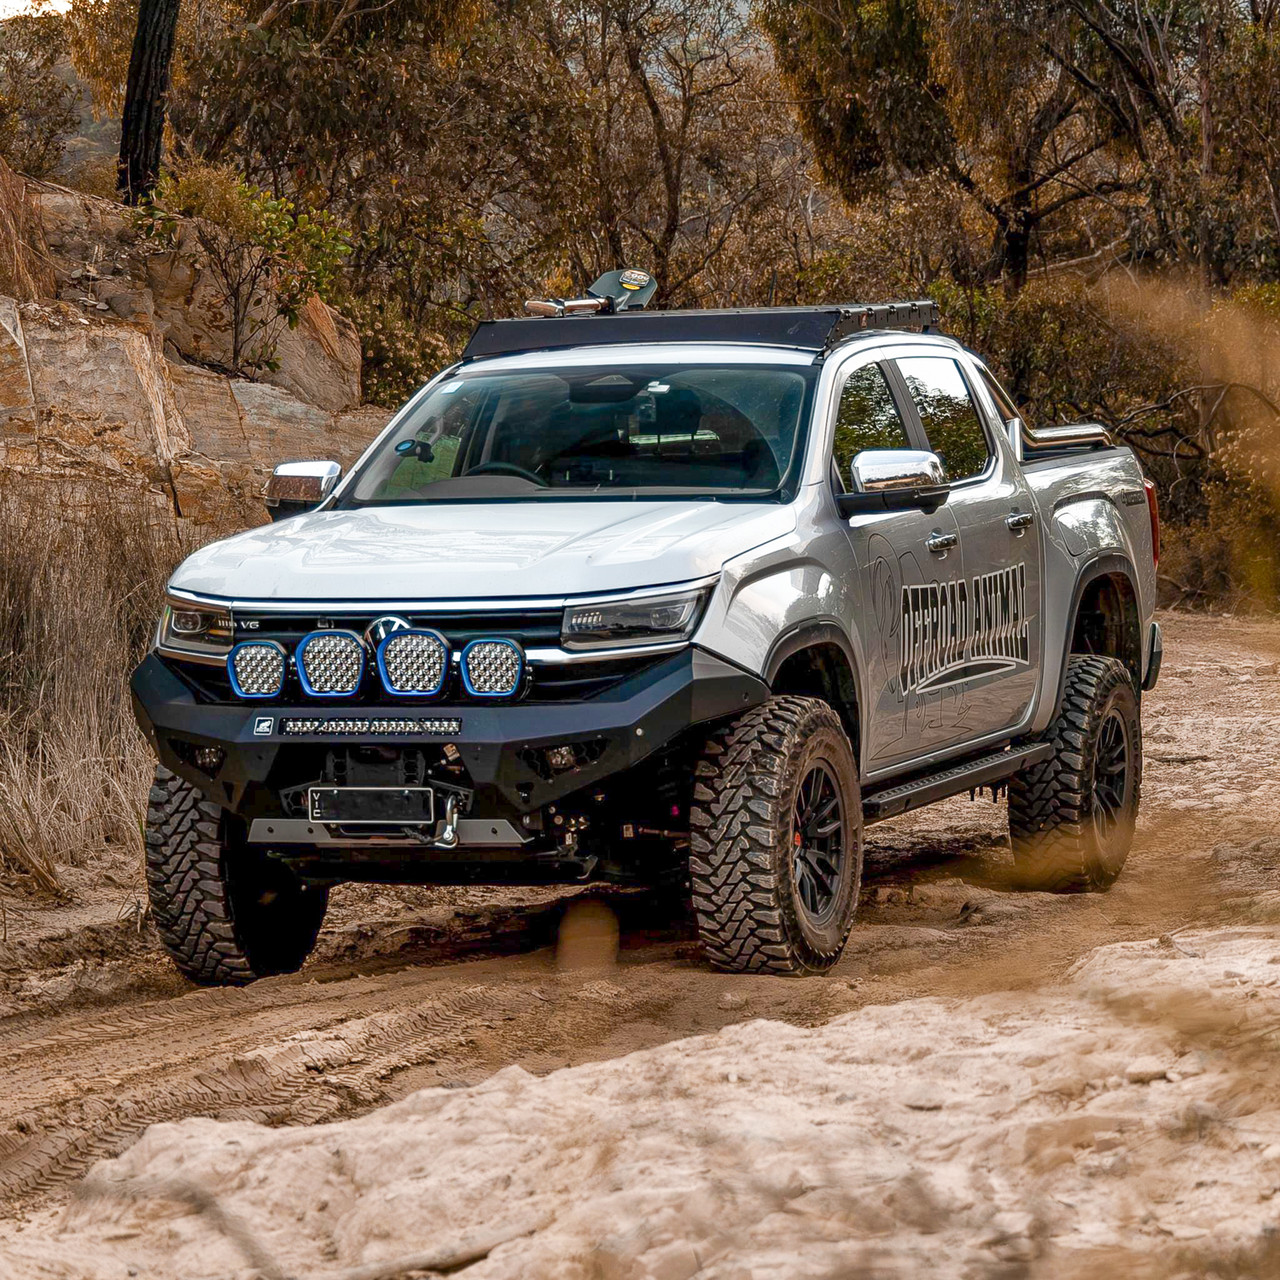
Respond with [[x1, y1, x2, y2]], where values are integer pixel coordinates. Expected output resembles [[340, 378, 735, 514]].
[[462, 300, 941, 362]]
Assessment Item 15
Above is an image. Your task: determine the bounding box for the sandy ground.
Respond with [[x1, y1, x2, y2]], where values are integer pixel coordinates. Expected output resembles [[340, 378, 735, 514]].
[[0, 610, 1277, 1272], [8, 923, 1280, 1279]]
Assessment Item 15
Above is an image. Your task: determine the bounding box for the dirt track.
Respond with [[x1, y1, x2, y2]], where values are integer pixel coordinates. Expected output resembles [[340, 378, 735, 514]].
[[1, 610, 1277, 1225]]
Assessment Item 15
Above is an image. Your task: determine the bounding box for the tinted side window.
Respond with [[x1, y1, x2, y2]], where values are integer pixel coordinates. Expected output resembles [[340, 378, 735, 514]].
[[832, 363, 910, 482], [896, 356, 992, 482]]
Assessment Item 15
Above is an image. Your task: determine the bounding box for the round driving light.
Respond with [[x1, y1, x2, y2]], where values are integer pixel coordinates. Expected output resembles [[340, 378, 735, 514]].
[[297, 630, 366, 697], [228, 640, 286, 699], [377, 629, 449, 696], [461, 638, 524, 697]]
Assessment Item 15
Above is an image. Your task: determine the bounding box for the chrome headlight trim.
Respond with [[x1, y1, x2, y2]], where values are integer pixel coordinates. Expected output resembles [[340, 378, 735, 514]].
[[159, 576, 720, 614], [157, 596, 234, 663], [561, 585, 712, 651]]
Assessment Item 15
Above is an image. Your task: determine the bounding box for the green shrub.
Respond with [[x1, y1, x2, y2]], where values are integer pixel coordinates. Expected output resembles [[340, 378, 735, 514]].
[[134, 165, 350, 375]]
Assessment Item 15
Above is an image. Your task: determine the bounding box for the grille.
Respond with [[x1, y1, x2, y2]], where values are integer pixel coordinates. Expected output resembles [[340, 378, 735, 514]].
[[228, 641, 286, 698], [281, 717, 462, 736], [462, 639, 523, 696], [378, 630, 448, 696], [297, 631, 366, 696]]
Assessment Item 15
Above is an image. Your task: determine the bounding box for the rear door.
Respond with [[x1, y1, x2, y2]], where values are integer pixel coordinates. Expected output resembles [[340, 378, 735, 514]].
[[826, 354, 969, 775], [888, 351, 1044, 742]]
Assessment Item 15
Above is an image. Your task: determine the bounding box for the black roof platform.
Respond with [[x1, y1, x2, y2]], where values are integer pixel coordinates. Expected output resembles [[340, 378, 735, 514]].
[[462, 300, 940, 362]]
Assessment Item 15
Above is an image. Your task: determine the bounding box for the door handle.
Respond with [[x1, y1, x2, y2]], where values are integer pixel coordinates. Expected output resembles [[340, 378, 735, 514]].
[[925, 532, 958, 554], [1006, 512, 1034, 531]]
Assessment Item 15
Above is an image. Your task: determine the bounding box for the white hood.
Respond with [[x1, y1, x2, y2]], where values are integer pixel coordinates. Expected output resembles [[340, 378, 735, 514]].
[[170, 500, 796, 602]]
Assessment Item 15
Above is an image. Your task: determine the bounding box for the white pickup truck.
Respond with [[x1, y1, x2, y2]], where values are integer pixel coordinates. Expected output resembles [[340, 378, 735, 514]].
[[132, 277, 1161, 984]]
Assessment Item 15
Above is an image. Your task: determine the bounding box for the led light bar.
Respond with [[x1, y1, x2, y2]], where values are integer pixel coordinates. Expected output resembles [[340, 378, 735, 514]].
[[227, 640, 287, 699], [377, 629, 449, 696], [461, 638, 524, 697], [297, 630, 366, 697], [280, 717, 463, 736]]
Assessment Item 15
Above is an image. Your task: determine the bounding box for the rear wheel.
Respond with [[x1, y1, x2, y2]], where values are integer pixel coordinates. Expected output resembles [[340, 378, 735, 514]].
[[689, 696, 862, 974], [145, 767, 329, 985], [1008, 655, 1142, 891]]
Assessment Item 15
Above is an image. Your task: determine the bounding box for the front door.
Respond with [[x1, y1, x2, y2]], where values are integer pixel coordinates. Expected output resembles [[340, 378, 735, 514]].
[[890, 352, 1044, 741], [828, 358, 970, 775]]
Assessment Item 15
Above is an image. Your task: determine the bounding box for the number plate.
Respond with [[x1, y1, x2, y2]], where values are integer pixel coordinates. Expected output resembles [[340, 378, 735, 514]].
[[307, 787, 435, 824]]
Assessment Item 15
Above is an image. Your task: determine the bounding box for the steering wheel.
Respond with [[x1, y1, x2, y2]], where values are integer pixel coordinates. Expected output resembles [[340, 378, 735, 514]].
[[466, 461, 548, 486]]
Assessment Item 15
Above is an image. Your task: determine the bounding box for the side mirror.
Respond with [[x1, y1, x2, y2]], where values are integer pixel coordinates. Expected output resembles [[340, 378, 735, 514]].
[[262, 460, 341, 522], [837, 449, 948, 516]]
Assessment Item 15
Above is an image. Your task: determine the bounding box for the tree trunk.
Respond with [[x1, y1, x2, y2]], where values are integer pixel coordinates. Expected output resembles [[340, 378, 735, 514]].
[[118, 0, 182, 204], [1004, 219, 1031, 297]]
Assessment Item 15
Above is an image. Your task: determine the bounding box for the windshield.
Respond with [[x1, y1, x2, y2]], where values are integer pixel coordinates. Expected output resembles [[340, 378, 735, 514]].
[[344, 362, 817, 506]]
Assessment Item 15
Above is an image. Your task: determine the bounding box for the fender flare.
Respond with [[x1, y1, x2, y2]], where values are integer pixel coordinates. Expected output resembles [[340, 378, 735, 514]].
[[763, 619, 861, 689], [1052, 550, 1141, 718]]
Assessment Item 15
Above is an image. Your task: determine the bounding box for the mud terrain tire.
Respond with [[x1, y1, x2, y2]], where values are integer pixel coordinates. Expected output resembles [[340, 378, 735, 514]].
[[690, 696, 862, 974], [1009, 655, 1142, 892], [145, 767, 329, 985]]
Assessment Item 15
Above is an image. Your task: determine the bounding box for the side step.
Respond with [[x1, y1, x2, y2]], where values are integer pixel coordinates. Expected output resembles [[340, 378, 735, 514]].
[[861, 742, 1054, 824]]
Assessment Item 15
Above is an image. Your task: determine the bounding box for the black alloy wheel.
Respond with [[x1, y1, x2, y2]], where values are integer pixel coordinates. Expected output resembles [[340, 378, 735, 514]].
[[791, 762, 848, 928]]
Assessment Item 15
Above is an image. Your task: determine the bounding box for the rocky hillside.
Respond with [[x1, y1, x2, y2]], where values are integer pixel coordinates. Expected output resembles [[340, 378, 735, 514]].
[[0, 158, 388, 524]]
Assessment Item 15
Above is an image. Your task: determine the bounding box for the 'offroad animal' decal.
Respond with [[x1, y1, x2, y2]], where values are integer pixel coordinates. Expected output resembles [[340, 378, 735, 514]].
[[900, 564, 1029, 694]]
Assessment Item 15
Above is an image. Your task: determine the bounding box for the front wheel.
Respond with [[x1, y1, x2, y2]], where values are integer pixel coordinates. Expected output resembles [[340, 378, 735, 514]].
[[689, 696, 863, 974], [145, 767, 329, 985], [1009, 655, 1142, 891]]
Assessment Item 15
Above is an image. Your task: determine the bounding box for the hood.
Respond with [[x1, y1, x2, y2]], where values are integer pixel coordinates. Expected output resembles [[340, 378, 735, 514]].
[[170, 500, 796, 603]]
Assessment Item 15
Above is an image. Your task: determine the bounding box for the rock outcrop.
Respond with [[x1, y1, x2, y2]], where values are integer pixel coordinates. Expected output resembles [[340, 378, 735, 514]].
[[0, 159, 389, 526]]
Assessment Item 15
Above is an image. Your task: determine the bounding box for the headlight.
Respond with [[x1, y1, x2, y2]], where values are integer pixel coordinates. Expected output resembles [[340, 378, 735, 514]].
[[562, 586, 711, 650], [157, 597, 234, 660]]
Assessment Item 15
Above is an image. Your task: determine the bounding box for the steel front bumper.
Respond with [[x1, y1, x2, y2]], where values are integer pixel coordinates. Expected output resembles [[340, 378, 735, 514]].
[[131, 647, 768, 834]]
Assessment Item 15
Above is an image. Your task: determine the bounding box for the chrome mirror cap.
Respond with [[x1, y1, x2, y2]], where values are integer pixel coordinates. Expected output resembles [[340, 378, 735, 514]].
[[851, 449, 946, 494], [262, 461, 341, 518]]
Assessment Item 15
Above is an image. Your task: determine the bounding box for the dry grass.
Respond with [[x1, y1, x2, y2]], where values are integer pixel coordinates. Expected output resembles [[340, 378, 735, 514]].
[[0, 479, 223, 894], [0, 156, 55, 302]]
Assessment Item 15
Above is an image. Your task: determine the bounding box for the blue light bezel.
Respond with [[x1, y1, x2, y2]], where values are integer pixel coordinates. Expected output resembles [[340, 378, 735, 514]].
[[375, 628, 450, 697], [227, 640, 287, 700], [460, 637, 525, 698], [296, 629, 367, 699]]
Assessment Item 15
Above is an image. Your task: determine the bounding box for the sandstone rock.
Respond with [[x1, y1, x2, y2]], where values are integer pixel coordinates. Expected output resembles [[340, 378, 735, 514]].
[[1124, 1056, 1170, 1084], [31, 179, 364, 412], [1, 292, 388, 527], [638, 1240, 700, 1280], [2, 162, 399, 529], [12, 300, 188, 488], [270, 292, 362, 413], [0, 297, 36, 430]]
